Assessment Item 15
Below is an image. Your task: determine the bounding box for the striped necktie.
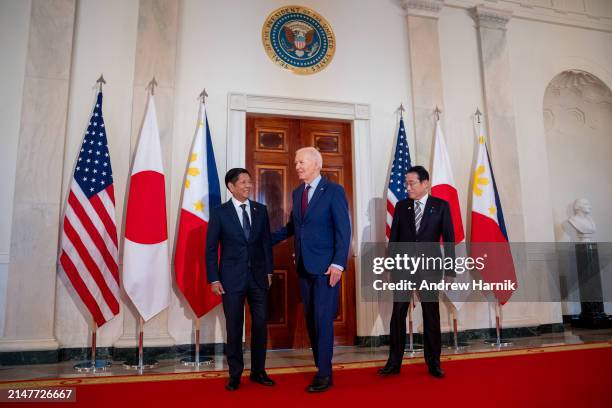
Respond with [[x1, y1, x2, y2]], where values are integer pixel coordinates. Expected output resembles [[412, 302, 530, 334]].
[[240, 204, 251, 240], [414, 200, 423, 233]]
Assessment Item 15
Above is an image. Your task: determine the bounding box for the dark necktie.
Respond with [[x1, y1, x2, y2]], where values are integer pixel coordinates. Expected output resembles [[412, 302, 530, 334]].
[[240, 203, 251, 240], [301, 185, 311, 220]]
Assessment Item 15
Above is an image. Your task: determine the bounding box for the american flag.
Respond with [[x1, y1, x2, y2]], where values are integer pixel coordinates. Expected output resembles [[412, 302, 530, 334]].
[[59, 91, 120, 327], [386, 116, 412, 239]]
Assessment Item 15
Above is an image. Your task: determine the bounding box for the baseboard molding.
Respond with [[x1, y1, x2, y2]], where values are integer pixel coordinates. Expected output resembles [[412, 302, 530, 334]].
[[0, 323, 566, 365], [0, 343, 225, 366], [356, 323, 565, 347], [562, 314, 612, 329]]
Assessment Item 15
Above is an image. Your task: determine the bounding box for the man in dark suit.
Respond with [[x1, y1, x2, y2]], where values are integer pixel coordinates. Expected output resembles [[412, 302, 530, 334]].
[[206, 168, 274, 391], [272, 147, 351, 393], [378, 165, 455, 379]]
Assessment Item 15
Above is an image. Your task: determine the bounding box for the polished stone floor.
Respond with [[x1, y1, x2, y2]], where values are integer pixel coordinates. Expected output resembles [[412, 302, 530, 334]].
[[1, 326, 611, 382]]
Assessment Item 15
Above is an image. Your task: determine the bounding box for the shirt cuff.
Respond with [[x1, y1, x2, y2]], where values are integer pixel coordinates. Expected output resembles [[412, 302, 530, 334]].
[[331, 264, 344, 272]]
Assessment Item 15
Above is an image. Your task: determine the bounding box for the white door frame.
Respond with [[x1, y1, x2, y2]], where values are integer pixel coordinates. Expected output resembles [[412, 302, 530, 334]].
[[226, 92, 375, 337]]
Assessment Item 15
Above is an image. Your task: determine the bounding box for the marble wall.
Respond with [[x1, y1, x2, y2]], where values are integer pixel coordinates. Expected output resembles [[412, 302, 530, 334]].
[[0, 0, 76, 352], [0, 0, 31, 339]]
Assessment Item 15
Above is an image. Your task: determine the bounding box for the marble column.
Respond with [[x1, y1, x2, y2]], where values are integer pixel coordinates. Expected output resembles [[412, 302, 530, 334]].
[[472, 5, 525, 242], [402, 0, 446, 168], [114, 0, 179, 349], [0, 0, 76, 352]]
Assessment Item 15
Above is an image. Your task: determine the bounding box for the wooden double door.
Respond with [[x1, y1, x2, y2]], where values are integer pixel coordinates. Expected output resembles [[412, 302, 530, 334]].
[[245, 115, 356, 349]]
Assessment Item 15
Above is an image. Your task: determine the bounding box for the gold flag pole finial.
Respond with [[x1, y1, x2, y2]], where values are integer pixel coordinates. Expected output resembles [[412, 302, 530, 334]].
[[96, 74, 106, 92], [398, 103, 405, 117], [147, 77, 158, 96]]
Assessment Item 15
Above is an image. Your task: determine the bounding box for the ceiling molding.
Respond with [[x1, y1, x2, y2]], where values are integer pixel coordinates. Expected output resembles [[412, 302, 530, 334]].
[[446, 0, 612, 32]]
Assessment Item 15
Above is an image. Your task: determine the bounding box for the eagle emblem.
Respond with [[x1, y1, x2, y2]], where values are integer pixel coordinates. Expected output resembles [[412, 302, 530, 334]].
[[283, 24, 316, 57], [262, 6, 336, 75]]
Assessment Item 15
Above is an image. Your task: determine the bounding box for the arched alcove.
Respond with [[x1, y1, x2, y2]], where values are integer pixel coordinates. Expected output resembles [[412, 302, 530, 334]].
[[543, 69, 612, 317], [543, 70, 612, 242]]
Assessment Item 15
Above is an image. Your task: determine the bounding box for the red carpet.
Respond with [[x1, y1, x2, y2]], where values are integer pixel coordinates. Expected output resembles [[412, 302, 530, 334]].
[[3, 345, 612, 407]]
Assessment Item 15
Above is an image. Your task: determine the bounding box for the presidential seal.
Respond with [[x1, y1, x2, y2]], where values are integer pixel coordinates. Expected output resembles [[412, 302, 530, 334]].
[[262, 5, 336, 75]]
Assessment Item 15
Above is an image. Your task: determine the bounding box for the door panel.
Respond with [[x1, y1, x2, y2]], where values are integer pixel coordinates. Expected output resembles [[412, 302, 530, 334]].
[[300, 120, 356, 345], [246, 115, 356, 349]]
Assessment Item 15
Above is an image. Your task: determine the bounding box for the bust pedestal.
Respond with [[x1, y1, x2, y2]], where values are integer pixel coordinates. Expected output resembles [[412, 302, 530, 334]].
[[571, 243, 611, 329]]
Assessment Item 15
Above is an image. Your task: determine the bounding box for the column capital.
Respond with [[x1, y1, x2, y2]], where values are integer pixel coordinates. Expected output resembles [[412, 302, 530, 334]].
[[473, 5, 513, 30], [402, 0, 445, 19]]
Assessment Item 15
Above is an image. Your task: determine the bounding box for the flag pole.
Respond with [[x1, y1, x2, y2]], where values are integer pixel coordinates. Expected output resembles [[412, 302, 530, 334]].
[[138, 316, 144, 369], [485, 302, 513, 347], [434, 106, 441, 121], [147, 76, 158, 96], [91, 320, 97, 366], [447, 310, 468, 352], [74, 317, 111, 372], [180, 315, 213, 367], [96, 74, 106, 92], [177, 89, 214, 369], [474, 108, 513, 347], [195, 317, 200, 363], [398, 103, 405, 122], [405, 291, 424, 354], [123, 316, 158, 370], [199, 88, 208, 104]]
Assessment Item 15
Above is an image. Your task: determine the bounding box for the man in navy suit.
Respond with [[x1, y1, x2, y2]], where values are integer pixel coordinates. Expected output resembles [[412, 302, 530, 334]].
[[206, 168, 275, 391], [378, 165, 455, 379], [272, 147, 351, 393]]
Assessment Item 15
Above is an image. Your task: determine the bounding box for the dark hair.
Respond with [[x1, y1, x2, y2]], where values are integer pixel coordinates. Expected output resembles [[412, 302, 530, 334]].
[[225, 168, 250, 188], [407, 165, 429, 182]]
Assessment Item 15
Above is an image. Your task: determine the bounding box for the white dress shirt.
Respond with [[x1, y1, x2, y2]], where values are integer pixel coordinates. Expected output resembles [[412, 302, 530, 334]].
[[414, 193, 429, 209], [231, 196, 251, 227]]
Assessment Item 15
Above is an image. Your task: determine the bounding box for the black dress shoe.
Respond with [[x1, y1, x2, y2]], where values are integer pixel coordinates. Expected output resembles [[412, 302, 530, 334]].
[[428, 365, 445, 378], [225, 377, 240, 391], [250, 371, 275, 386], [306, 375, 332, 393], [377, 365, 401, 376]]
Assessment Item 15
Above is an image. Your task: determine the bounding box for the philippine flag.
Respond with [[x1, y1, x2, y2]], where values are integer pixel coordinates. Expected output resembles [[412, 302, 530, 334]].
[[123, 95, 170, 322], [174, 103, 222, 318], [470, 125, 517, 304]]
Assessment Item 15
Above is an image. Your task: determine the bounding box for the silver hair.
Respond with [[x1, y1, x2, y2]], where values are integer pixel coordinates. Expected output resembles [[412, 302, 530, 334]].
[[296, 146, 323, 169]]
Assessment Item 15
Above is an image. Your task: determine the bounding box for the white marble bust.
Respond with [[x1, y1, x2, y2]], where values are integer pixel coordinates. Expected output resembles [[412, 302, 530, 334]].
[[568, 198, 596, 242]]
